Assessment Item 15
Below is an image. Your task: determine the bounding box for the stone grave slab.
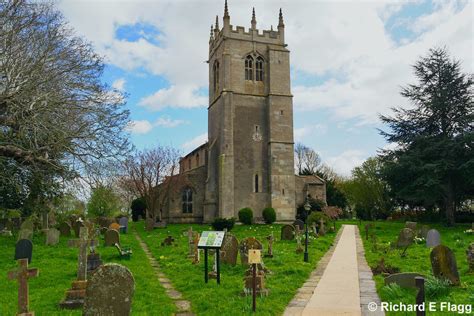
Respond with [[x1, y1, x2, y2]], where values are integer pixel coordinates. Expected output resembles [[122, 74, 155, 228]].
[[239, 237, 263, 265], [384, 272, 426, 289], [20, 219, 34, 232], [83, 263, 135, 316], [467, 243, 474, 273], [105, 229, 120, 247], [119, 217, 128, 233], [405, 221, 417, 231], [221, 233, 238, 265], [17, 229, 33, 241], [426, 229, 441, 248], [430, 245, 460, 286], [15, 239, 33, 264], [281, 224, 295, 240], [396, 228, 415, 248], [46, 228, 60, 246]]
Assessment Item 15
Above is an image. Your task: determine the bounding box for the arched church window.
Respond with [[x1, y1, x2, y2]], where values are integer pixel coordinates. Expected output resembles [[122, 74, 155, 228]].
[[256, 57, 264, 81], [254, 174, 259, 193], [182, 187, 193, 213], [245, 55, 254, 80], [213, 60, 220, 93]]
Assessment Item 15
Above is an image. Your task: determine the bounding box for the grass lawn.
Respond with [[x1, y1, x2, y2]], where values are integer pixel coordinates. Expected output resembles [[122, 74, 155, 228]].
[[348, 220, 473, 316], [134, 221, 339, 316], [0, 227, 176, 316]]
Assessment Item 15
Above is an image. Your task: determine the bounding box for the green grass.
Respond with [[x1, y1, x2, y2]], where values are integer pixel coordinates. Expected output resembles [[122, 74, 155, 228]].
[[0, 221, 339, 315], [0, 228, 176, 315], [345, 220, 473, 316], [134, 221, 339, 316]]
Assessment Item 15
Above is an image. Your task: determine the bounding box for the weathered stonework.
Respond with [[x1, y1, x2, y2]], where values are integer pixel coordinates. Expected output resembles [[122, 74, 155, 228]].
[[160, 4, 326, 223]]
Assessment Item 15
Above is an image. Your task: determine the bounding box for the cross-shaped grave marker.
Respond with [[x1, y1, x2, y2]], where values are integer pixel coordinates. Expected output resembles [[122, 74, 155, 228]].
[[67, 227, 98, 281], [8, 258, 39, 316]]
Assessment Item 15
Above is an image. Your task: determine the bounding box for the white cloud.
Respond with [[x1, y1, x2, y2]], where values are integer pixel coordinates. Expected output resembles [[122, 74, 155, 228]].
[[181, 133, 208, 152], [155, 116, 188, 128], [325, 150, 367, 177], [112, 78, 126, 91], [139, 85, 207, 111], [294, 124, 327, 142], [126, 120, 153, 134]]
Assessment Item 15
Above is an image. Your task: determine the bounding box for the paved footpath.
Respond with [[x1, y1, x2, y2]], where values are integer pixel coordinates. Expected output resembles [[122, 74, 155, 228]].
[[284, 225, 384, 316]]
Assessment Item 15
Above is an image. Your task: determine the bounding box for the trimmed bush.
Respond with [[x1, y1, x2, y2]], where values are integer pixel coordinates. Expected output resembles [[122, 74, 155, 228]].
[[262, 207, 276, 224], [238, 207, 253, 225], [211, 217, 235, 231], [307, 211, 331, 226]]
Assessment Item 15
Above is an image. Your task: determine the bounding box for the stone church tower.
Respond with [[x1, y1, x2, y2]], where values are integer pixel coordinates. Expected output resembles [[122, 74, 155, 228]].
[[204, 2, 296, 221], [161, 2, 326, 224]]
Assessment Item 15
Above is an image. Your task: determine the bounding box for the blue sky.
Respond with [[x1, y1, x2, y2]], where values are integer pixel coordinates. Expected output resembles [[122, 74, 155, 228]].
[[58, 0, 472, 176]]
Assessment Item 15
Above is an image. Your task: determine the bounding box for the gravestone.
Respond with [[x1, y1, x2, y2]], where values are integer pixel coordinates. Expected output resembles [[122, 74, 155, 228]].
[[7, 258, 39, 316], [15, 239, 33, 264], [220, 233, 238, 265], [187, 227, 194, 258], [293, 219, 304, 230], [83, 263, 135, 316], [295, 228, 303, 254], [48, 211, 57, 227], [239, 237, 263, 265], [161, 235, 175, 246], [59, 222, 72, 237], [192, 232, 200, 264], [318, 219, 326, 236], [385, 272, 426, 289], [311, 222, 318, 236], [20, 219, 34, 232], [73, 220, 84, 238], [467, 243, 474, 272], [420, 225, 430, 239], [46, 228, 60, 246], [396, 228, 415, 248], [17, 229, 33, 241], [105, 229, 120, 247], [109, 222, 121, 232], [87, 252, 102, 273], [145, 218, 154, 231], [430, 245, 460, 286], [405, 221, 417, 231], [426, 229, 441, 248], [265, 233, 274, 258], [281, 224, 295, 240], [119, 217, 129, 234]]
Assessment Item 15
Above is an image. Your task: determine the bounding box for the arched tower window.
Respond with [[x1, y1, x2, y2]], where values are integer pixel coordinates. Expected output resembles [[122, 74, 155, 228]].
[[254, 174, 259, 193], [182, 187, 193, 213], [213, 60, 220, 93], [245, 55, 254, 80], [256, 57, 264, 81]]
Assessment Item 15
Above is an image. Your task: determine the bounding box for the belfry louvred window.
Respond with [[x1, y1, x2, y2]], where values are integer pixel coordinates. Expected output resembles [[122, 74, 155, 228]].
[[213, 60, 220, 92], [245, 55, 253, 80]]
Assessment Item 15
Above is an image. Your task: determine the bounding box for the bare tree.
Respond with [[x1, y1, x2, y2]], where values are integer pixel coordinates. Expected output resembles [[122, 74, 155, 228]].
[[294, 143, 321, 175], [0, 0, 130, 179], [119, 146, 182, 223], [294, 143, 306, 175]]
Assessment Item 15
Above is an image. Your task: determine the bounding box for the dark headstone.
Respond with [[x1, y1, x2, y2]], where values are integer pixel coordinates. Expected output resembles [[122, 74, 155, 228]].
[[104, 229, 120, 247], [430, 245, 460, 286], [45, 228, 60, 245], [281, 224, 295, 240], [396, 228, 415, 248], [119, 217, 128, 233], [15, 239, 33, 264], [293, 219, 304, 230], [385, 272, 426, 289], [239, 237, 263, 265], [221, 233, 239, 265], [426, 229, 441, 248], [83, 263, 135, 316], [59, 222, 72, 237], [420, 225, 430, 239], [87, 253, 102, 273]]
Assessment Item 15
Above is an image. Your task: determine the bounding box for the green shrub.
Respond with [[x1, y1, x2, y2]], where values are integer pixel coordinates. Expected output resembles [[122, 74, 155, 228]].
[[262, 207, 276, 224], [8, 209, 21, 218], [307, 211, 331, 226], [211, 217, 235, 231], [87, 185, 120, 217], [131, 197, 146, 222], [381, 283, 407, 300], [238, 207, 253, 225]]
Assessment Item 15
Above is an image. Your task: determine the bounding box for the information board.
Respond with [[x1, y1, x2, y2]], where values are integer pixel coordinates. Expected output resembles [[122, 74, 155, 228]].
[[198, 231, 225, 248]]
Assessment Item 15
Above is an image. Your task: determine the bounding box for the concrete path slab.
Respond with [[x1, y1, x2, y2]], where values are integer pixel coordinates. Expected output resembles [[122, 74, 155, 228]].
[[303, 225, 361, 316]]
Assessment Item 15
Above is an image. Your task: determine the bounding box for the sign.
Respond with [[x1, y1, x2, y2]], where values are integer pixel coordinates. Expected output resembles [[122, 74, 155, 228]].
[[198, 231, 225, 248], [248, 249, 261, 264]]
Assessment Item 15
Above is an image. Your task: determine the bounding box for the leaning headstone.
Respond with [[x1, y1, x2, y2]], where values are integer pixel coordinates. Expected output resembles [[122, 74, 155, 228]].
[[15, 239, 33, 264], [83, 263, 135, 316], [396, 228, 415, 248], [281, 224, 295, 240], [59, 222, 72, 237], [293, 219, 304, 230], [430, 245, 460, 286], [45, 228, 60, 246], [239, 237, 263, 265], [220, 233, 239, 265], [119, 217, 129, 234], [405, 221, 417, 231], [426, 229, 441, 248], [385, 272, 426, 289], [17, 229, 33, 241], [467, 243, 474, 273], [7, 258, 39, 316], [104, 229, 120, 247]]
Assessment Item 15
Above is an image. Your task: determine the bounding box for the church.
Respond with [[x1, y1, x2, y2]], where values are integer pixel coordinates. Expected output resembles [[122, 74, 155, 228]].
[[161, 2, 326, 223]]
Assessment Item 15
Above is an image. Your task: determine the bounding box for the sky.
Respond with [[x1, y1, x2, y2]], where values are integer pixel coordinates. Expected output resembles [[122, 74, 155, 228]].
[[57, 0, 472, 177]]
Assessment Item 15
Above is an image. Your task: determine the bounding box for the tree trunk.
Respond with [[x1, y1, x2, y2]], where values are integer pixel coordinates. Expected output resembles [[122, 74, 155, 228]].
[[444, 178, 456, 226]]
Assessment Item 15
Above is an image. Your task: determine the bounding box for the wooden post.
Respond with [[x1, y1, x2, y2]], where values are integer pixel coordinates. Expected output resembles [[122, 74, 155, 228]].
[[8, 258, 39, 316], [216, 248, 220, 285], [415, 277, 425, 316], [252, 263, 256, 312]]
